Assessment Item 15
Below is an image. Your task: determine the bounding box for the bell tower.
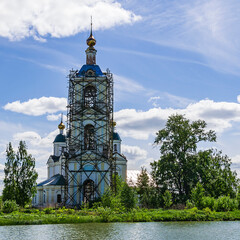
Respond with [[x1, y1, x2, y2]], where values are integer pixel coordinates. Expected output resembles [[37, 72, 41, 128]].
[[62, 23, 114, 207]]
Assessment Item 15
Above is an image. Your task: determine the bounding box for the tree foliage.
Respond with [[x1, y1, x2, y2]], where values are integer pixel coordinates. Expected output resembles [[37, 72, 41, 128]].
[[151, 114, 238, 203], [136, 167, 162, 208], [101, 175, 137, 210], [2, 141, 38, 207]]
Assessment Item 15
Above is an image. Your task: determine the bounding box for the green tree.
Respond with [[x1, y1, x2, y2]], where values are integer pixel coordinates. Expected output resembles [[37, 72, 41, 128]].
[[197, 150, 238, 198], [151, 114, 216, 202], [136, 167, 151, 208], [2, 141, 38, 207]]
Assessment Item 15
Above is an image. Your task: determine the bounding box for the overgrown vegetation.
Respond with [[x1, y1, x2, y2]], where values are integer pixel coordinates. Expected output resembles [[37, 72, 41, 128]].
[[1, 207, 240, 226]]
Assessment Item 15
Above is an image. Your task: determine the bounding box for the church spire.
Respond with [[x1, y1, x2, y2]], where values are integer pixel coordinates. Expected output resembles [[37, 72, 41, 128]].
[[86, 17, 97, 65]]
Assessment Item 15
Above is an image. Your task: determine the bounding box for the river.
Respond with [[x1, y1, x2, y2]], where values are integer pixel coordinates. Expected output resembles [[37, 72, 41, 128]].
[[0, 222, 239, 240]]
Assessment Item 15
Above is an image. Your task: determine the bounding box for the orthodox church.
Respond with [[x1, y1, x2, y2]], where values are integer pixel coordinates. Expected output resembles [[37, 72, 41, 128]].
[[33, 27, 127, 207]]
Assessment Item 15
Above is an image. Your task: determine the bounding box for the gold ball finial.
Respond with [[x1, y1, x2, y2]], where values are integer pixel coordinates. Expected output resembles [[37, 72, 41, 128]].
[[58, 122, 65, 130], [58, 113, 65, 130], [112, 121, 117, 127]]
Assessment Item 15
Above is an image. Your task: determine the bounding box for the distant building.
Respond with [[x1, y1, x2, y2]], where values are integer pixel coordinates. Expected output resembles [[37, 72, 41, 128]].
[[33, 26, 127, 207]]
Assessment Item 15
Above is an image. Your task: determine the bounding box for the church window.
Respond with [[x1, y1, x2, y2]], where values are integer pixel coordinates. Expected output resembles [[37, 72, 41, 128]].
[[43, 191, 46, 203], [114, 144, 117, 152], [84, 86, 96, 108], [84, 124, 95, 150], [57, 194, 62, 203]]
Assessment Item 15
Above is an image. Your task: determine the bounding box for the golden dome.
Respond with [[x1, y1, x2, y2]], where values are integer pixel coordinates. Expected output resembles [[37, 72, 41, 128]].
[[58, 121, 65, 130], [112, 121, 117, 127], [87, 34, 96, 47]]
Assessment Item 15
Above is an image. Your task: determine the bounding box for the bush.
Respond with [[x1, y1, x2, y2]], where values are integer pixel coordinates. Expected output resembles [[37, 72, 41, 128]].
[[215, 196, 238, 212], [0, 196, 2, 210], [191, 182, 205, 209], [201, 196, 216, 211], [186, 200, 194, 209], [2, 200, 19, 213], [44, 207, 54, 214], [163, 190, 172, 209]]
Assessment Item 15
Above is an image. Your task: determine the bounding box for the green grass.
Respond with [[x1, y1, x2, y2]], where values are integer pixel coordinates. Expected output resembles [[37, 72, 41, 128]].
[[1, 208, 240, 226]]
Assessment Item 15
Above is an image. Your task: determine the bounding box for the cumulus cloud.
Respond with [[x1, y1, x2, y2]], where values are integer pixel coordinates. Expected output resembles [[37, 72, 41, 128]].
[[0, 0, 141, 41], [115, 99, 240, 140], [122, 144, 152, 169], [47, 113, 67, 122], [122, 144, 147, 159], [3, 97, 67, 116], [13, 129, 58, 148]]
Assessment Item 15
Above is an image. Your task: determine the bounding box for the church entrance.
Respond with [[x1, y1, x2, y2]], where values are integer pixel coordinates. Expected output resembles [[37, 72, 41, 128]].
[[83, 179, 95, 203]]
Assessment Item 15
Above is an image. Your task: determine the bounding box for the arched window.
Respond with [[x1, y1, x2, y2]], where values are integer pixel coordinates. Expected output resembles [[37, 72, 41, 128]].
[[84, 86, 96, 108], [83, 179, 95, 203], [84, 124, 95, 150], [114, 144, 117, 152]]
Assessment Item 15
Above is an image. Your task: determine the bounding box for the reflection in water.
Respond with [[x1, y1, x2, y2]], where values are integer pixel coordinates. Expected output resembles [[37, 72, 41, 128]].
[[0, 222, 240, 240]]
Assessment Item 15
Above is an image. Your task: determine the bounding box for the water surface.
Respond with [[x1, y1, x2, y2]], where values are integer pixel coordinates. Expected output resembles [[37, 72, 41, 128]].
[[0, 222, 239, 240]]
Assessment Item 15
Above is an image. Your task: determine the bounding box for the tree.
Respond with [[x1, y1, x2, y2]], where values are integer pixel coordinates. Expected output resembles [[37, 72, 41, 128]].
[[197, 150, 238, 198], [151, 114, 217, 202], [136, 167, 150, 207], [136, 167, 162, 208], [2, 141, 38, 207]]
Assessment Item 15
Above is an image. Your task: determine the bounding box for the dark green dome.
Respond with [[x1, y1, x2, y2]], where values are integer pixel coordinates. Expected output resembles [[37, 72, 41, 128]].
[[53, 134, 66, 143], [113, 132, 121, 141]]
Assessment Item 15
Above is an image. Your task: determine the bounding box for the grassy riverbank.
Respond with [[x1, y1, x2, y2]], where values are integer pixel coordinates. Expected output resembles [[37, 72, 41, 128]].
[[1, 208, 240, 226]]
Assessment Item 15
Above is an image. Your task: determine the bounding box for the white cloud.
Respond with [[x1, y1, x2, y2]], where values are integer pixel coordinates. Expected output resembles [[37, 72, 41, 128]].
[[13, 129, 58, 148], [3, 97, 67, 116], [47, 113, 67, 122], [122, 144, 147, 159], [115, 98, 240, 140], [0, 0, 141, 41]]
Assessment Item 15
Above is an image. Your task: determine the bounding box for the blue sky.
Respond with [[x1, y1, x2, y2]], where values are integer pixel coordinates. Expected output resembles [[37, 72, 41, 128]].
[[1, 0, 240, 190]]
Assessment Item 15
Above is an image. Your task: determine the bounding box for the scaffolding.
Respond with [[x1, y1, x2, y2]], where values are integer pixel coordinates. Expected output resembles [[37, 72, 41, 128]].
[[61, 68, 115, 207]]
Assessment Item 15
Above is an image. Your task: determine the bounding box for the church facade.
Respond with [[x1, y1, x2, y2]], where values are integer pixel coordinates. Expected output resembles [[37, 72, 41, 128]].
[[33, 28, 127, 207]]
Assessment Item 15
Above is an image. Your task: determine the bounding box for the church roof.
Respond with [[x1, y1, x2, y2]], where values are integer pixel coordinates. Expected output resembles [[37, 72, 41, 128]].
[[113, 132, 121, 141], [53, 133, 66, 143], [77, 64, 104, 77], [51, 155, 60, 162], [37, 174, 66, 187]]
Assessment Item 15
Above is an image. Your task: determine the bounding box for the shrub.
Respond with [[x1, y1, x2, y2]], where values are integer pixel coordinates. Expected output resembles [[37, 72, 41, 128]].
[[201, 196, 216, 211], [186, 200, 194, 209], [191, 182, 205, 209], [163, 190, 172, 209], [2, 200, 19, 213], [0, 196, 2, 210], [215, 196, 238, 212], [44, 207, 54, 214]]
